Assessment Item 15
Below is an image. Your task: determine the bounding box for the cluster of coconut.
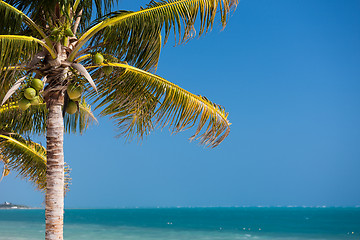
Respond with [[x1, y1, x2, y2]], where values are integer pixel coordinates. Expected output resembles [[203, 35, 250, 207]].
[[49, 25, 73, 42], [18, 78, 44, 111], [65, 83, 83, 115], [93, 53, 113, 76]]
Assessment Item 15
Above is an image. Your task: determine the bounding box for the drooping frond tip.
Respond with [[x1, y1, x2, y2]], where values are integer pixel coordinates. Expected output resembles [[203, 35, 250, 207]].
[[89, 62, 231, 148], [0, 134, 71, 191], [0, 134, 47, 190]]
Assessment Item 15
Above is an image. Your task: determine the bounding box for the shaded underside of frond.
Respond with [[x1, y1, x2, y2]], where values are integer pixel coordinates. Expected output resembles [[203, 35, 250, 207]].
[[89, 63, 230, 147], [0, 1, 24, 34], [0, 133, 47, 190], [0, 102, 47, 136], [4, 0, 117, 34], [0, 35, 39, 79], [0, 101, 96, 136], [4, 0, 61, 32]]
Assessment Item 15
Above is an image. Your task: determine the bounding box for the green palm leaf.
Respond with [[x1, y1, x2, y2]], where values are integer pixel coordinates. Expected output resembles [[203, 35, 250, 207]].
[[0, 133, 71, 191], [87, 11, 163, 72], [0, 35, 56, 80], [89, 62, 230, 147], [0, 102, 47, 136], [0, 35, 38, 73], [0, 0, 23, 35], [69, 0, 238, 68], [0, 1, 53, 47], [0, 133, 47, 191]]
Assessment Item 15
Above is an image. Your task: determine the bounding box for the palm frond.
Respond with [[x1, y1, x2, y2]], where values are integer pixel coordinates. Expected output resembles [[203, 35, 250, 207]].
[[0, 133, 47, 190], [0, 101, 96, 136], [89, 62, 230, 147], [69, 0, 238, 68], [0, 1, 53, 48], [0, 35, 56, 79], [0, 35, 39, 74], [72, 0, 118, 34], [0, 0, 23, 35], [87, 11, 163, 72], [4, 0, 60, 30], [0, 102, 47, 136], [0, 133, 71, 191]]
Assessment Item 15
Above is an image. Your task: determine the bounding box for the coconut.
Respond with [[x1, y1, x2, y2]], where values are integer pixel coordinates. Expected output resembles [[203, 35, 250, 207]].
[[102, 66, 113, 76], [24, 88, 37, 100], [64, 27, 73, 37], [30, 96, 40, 105], [67, 83, 82, 100], [93, 53, 104, 65], [66, 100, 77, 114], [18, 98, 31, 110], [51, 27, 60, 36], [30, 78, 44, 91], [73, 96, 81, 102]]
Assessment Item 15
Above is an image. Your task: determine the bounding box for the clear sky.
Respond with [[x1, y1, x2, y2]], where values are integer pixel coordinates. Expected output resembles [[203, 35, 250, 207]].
[[1, 0, 359, 208]]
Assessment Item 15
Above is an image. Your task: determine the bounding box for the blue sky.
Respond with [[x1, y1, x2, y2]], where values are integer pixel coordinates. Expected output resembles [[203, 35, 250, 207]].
[[1, 0, 359, 208]]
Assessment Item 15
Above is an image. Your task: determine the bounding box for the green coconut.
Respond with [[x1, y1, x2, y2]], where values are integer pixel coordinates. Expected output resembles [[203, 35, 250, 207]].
[[30, 78, 44, 91], [24, 88, 37, 100], [18, 98, 31, 110], [102, 66, 113, 76], [72, 96, 81, 102], [67, 83, 82, 100], [64, 27, 73, 37], [93, 53, 104, 65], [30, 96, 40, 105], [51, 27, 60, 36], [66, 100, 77, 114]]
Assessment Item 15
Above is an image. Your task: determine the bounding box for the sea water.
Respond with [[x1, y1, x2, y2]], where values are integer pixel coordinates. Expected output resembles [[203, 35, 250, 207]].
[[0, 207, 359, 240]]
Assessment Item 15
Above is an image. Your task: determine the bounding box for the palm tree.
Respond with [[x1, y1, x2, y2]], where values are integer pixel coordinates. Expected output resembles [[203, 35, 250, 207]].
[[0, 0, 237, 239]]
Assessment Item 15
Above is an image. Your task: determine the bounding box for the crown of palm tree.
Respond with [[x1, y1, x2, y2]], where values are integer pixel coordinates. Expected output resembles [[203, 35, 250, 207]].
[[0, 0, 237, 147]]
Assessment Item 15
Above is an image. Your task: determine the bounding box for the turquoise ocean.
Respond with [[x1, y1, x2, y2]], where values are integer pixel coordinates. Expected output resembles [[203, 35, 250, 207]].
[[0, 208, 359, 240]]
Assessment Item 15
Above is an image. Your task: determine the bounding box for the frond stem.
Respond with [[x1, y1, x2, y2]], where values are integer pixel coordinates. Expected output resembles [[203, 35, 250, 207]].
[[102, 62, 230, 124], [75, 54, 91, 62], [0, 135, 46, 163], [0, 35, 56, 59]]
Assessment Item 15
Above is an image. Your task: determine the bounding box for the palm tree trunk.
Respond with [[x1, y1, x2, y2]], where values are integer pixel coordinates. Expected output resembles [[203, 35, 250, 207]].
[[45, 100, 64, 240]]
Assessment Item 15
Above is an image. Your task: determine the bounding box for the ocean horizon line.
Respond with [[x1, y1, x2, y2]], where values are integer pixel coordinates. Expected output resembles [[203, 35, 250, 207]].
[[3, 205, 360, 210]]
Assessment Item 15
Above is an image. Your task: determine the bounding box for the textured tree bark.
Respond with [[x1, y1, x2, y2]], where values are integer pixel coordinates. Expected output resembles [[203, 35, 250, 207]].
[[45, 101, 64, 240]]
